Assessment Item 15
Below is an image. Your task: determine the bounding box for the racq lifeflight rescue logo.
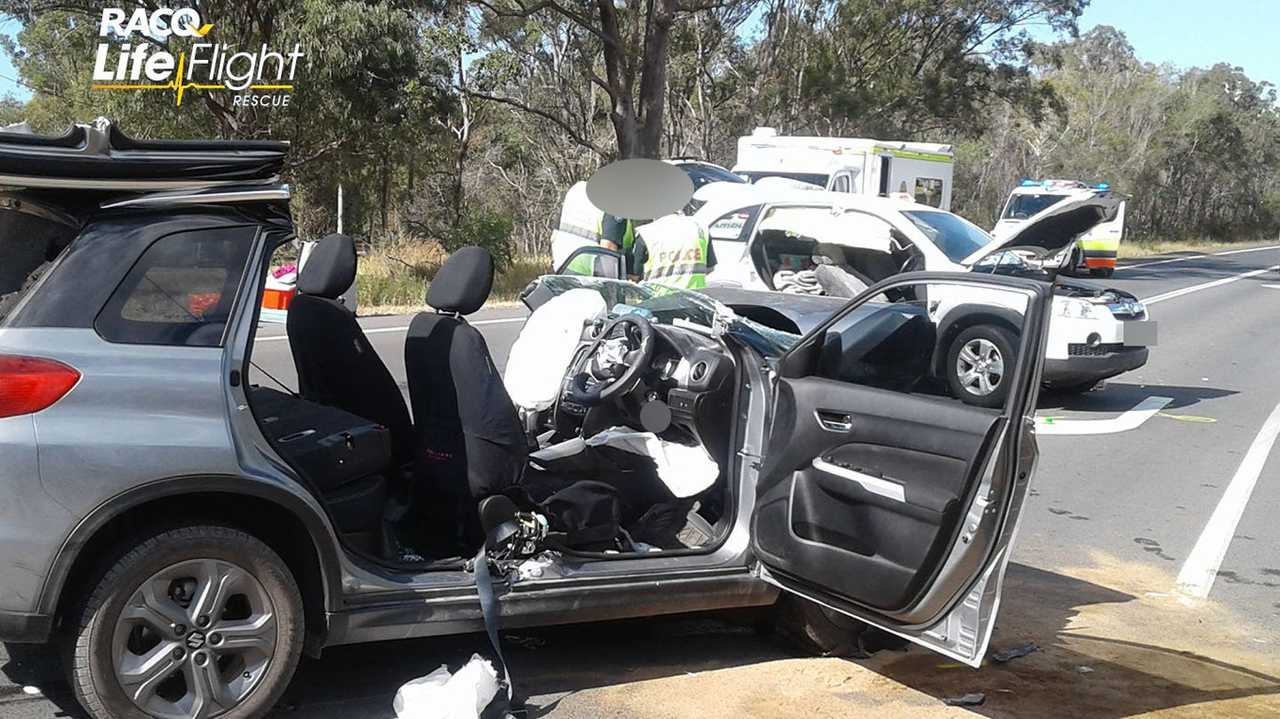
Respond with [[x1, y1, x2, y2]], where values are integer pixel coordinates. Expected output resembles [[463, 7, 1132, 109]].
[[91, 7, 302, 107]]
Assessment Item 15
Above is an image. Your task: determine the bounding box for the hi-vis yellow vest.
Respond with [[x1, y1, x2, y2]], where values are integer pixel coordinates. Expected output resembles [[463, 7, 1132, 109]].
[[638, 215, 711, 289], [552, 181, 605, 274]]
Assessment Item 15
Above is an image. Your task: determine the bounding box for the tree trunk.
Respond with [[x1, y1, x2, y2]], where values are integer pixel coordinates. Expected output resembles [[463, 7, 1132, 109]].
[[634, 0, 677, 158]]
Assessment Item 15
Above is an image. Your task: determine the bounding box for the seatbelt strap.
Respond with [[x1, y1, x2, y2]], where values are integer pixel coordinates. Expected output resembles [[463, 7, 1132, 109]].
[[475, 523, 525, 716]]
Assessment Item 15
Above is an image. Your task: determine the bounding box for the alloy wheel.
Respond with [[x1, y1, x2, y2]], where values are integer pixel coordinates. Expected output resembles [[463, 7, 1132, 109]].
[[111, 559, 277, 719], [956, 338, 1004, 396]]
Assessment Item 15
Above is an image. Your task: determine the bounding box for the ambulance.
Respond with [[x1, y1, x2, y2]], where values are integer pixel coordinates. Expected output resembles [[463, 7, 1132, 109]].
[[994, 179, 1125, 278], [732, 127, 954, 209]]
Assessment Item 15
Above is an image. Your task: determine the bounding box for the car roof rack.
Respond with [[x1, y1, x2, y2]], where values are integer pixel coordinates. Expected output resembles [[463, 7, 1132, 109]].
[[0, 117, 288, 192]]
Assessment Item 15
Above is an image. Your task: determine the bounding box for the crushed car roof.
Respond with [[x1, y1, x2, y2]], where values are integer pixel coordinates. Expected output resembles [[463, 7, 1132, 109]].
[[0, 117, 288, 191]]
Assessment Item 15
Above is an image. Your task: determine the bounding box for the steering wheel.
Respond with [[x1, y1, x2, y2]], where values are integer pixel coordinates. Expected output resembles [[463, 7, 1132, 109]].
[[899, 252, 926, 274], [565, 314, 656, 406]]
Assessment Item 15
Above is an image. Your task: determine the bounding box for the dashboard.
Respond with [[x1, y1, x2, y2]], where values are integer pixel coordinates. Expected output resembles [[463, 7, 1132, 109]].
[[555, 314, 736, 453]]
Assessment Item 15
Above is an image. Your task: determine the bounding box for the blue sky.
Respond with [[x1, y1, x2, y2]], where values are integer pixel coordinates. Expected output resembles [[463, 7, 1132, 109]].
[[1032, 0, 1280, 88], [2, 1, 1277, 102]]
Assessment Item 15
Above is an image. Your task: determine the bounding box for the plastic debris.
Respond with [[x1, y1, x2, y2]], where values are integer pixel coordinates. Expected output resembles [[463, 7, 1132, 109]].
[[991, 641, 1039, 663], [1076, 665, 1095, 674], [944, 692, 986, 707], [504, 635, 548, 650], [393, 653, 503, 719]]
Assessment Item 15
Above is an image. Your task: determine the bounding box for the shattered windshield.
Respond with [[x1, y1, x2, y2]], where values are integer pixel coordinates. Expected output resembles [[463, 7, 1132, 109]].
[[535, 275, 799, 356]]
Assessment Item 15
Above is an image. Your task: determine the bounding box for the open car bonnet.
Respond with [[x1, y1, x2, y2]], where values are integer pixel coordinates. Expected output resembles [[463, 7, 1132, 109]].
[[962, 189, 1122, 266]]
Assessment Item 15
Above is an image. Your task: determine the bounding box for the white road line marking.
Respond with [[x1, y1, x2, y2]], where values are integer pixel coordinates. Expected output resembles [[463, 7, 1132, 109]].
[[1215, 243, 1280, 256], [255, 316, 526, 342], [1035, 396, 1172, 436], [1141, 266, 1280, 305], [1119, 254, 1208, 271], [1117, 244, 1280, 271], [1262, 284, 1280, 290], [1176, 398, 1280, 599]]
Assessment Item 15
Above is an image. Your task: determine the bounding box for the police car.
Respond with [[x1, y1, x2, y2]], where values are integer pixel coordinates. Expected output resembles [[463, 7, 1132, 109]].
[[995, 179, 1125, 278], [689, 183, 1154, 404]]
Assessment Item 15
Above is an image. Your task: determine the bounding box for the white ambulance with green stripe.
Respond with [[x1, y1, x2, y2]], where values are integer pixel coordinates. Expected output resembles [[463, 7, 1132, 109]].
[[732, 127, 954, 210]]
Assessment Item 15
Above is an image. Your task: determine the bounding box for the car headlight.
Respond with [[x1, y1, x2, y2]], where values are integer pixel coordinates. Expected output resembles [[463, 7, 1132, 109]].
[[1055, 297, 1095, 319]]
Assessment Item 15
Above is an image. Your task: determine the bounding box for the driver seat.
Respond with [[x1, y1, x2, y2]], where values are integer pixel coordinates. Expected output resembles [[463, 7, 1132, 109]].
[[405, 246, 527, 549]]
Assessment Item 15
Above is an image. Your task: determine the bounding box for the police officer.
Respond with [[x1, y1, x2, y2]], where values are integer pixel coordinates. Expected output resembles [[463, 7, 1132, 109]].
[[552, 181, 606, 275], [629, 214, 716, 289]]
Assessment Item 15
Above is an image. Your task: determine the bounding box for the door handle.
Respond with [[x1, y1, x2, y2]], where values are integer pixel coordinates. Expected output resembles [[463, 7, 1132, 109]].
[[814, 410, 853, 432]]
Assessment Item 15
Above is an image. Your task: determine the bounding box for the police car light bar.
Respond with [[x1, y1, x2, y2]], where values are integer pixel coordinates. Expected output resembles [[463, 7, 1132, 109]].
[[1018, 178, 1111, 191]]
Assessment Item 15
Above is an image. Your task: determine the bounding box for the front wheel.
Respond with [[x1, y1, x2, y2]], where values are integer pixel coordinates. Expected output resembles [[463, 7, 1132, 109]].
[[946, 324, 1019, 408], [66, 526, 304, 719], [768, 595, 907, 658]]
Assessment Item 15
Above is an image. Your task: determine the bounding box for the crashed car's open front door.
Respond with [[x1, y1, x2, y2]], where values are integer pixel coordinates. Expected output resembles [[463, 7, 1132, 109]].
[[750, 272, 1052, 666]]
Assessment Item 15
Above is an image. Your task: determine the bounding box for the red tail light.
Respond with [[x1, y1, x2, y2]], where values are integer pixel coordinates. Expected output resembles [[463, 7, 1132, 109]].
[[0, 355, 81, 419]]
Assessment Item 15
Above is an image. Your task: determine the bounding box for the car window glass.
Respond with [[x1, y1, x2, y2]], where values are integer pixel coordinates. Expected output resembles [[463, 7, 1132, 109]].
[[914, 178, 944, 207], [815, 280, 1028, 408], [900, 210, 991, 263], [832, 174, 851, 192], [0, 203, 80, 323], [740, 171, 829, 188], [680, 163, 747, 188], [1002, 193, 1066, 219], [708, 205, 760, 242], [95, 226, 256, 347]]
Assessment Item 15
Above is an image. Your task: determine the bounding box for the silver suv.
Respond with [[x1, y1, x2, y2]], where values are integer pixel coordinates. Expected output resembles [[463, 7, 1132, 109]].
[[1, 121, 1054, 719]]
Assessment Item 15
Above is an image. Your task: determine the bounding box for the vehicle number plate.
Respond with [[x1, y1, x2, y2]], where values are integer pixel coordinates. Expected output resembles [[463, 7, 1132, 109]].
[[1123, 321, 1157, 346]]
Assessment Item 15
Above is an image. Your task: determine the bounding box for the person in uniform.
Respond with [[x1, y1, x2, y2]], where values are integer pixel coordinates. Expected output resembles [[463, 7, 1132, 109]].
[[629, 215, 716, 289]]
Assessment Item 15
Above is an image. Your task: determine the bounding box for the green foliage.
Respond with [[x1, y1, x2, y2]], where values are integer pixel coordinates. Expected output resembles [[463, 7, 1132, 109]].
[[1, 1, 1276, 259], [952, 26, 1280, 241], [442, 209, 517, 270]]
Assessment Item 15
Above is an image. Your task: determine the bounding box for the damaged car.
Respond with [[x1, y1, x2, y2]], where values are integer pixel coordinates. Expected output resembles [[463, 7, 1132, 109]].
[[3, 120, 1053, 719], [690, 184, 1156, 405]]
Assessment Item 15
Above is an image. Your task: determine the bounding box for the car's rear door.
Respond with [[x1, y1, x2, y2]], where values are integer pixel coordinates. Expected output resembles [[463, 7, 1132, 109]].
[[750, 272, 1052, 666]]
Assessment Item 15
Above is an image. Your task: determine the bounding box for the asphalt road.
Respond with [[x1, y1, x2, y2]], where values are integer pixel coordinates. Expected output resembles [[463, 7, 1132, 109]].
[[4, 245, 1279, 718]]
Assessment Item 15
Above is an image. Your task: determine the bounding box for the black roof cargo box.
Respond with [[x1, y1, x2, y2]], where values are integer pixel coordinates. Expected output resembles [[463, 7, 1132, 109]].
[[0, 117, 288, 190]]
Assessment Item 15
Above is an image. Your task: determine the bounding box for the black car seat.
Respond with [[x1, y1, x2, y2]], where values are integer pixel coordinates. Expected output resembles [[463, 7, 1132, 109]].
[[286, 234, 414, 464], [405, 246, 528, 550]]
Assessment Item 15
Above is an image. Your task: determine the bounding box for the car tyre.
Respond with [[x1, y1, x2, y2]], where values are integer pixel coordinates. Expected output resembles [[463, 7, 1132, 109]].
[[946, 324, 1018, 409], [66, 526, 304, 719], [1089, 267, 1115, 278], [769, 595, 871, 657]]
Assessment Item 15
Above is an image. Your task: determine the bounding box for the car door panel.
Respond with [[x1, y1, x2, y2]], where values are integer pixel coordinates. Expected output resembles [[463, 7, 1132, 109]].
[[750, 272, 1051, 666], [755, 377, 1002, 611]]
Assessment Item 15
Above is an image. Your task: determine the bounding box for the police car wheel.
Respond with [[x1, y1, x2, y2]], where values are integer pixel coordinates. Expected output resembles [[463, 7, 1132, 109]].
[[1090, 267, 1115, 278], [947, 325, 1018, 409]]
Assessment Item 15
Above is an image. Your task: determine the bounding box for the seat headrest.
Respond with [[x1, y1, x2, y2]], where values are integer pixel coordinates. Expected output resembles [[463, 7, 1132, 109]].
[[297, 234, 357, 299], [427, 246, 494, 315]]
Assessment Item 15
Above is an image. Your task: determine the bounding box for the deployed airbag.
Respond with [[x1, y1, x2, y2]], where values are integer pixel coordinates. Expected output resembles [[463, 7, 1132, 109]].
[[505, 288, 606, 411], [585, 427, 719, 498]]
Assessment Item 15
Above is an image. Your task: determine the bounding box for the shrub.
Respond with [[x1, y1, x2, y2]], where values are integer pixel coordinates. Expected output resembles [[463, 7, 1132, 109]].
[[442, 209, 516, 270]]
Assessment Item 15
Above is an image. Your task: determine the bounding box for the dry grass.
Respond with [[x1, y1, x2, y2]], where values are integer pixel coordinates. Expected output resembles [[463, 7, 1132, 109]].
[[1119, 236, 1280, 259], [356, 240, 549, 316]]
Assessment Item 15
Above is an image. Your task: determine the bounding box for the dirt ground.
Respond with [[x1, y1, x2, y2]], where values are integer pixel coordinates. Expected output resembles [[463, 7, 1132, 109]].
[[517, 554, 1280, 718]]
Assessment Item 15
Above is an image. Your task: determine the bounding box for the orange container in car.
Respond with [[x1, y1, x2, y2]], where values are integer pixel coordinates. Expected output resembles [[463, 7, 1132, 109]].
[[262, 287, 297, 311]]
